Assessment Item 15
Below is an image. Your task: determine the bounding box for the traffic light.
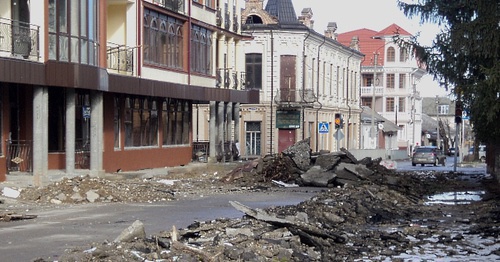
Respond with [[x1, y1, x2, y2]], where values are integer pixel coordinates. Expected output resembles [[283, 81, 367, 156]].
[[455, 100, 463, 124], [334, 113, 341, 129]]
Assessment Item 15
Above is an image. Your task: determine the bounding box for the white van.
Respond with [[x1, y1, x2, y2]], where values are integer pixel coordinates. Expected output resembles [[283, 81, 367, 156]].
[[468, 145, 486, 162]]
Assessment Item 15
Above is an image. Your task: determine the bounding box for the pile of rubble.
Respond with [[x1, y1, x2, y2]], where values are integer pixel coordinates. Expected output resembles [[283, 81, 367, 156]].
[[3, 138, 499, 261]]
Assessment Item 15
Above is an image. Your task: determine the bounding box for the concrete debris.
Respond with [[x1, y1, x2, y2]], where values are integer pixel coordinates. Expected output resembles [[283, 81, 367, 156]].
[[2, 187, 21, 198], [114, 220, 146, 243]]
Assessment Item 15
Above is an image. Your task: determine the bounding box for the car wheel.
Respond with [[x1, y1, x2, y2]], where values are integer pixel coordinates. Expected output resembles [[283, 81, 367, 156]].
[[421, 164, 424, 167], [412, 162, 416, 166]]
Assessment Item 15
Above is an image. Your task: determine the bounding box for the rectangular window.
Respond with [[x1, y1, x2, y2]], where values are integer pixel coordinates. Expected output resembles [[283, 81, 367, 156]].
[[48, 0, 98, 64], [245, 122, 261, 156], [280, 55, 296, 102], [361, 97, 372, 108], [439, 105, 449, 115], [386, 97, 395, 112], [162, 99, 191, 146], [399, 74, 406, 89], [124, 96, 159, 147], [399, 97, 405, 112], [386, 74, 395, 88], [245, 53, 262, 89], [114, 97, 120, 149], [191, 24, 213, 75]]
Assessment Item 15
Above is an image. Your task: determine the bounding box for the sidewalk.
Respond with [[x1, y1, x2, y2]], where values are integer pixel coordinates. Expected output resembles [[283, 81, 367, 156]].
[[0, 161, 218, 190]]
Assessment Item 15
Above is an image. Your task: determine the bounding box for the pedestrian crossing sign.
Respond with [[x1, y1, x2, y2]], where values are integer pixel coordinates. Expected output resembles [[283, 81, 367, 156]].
[[318, 122, 329, 133]]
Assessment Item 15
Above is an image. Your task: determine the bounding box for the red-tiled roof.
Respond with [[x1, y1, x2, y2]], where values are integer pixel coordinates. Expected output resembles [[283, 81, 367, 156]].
[[337, 24, 413, 67]]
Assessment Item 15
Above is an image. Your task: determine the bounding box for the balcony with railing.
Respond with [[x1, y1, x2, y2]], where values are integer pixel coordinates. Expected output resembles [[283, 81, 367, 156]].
[[360, 85, 385, 97], [274, 88, 316, 107], [216, 9, 222, 27], [152, 0, 185, 13], [0, 17, 39, 61], [216, 68, 245, 90], [106, 42, 135, 75]]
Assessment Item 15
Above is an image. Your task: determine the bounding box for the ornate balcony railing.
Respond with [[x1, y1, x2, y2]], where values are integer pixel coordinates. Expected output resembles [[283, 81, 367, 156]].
[[152, 0, 184, 14], [217, 69, 246, 90], [0, 17, 39, 61], [360, 86, 385, 97], [216, 9, 222, 27], [275, 88, 316, 106], [224, 12, 231, 30], [107, 42, 134, 75], [233, 16, 239, 32]]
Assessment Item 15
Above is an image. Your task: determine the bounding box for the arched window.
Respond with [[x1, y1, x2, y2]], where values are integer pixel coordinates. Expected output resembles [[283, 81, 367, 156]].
[[387, 47, 395, 62]]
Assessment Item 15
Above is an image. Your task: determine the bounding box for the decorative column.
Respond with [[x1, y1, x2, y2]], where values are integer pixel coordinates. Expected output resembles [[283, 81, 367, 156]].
[[90, 91, 104, 176], [32, 86, 48, 187], [65, 88, 76, 174], [208, 101, 217, 163]]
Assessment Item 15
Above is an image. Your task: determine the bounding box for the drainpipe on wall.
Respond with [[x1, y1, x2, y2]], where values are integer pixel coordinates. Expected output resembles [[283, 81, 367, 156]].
[[315, 36, 326, 152], [346, 52, 354, 149], [270, 29, 274, 155], [302, 30, 311, 140], [187, 0, 192, 86]]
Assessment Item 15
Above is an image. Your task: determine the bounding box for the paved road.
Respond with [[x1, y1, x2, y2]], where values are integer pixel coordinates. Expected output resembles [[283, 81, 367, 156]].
[[0, 188, 321, 262]]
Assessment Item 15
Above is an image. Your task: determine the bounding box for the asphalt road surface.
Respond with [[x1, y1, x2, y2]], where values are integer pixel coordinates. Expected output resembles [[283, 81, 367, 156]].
[[0, 188, 321, 261]]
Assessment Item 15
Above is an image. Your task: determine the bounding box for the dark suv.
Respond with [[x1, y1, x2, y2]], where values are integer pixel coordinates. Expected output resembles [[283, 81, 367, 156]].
[[412, 146, 446, 166]]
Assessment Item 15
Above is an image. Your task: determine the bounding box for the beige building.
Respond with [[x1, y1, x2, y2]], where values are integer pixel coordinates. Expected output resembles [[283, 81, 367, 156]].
[[237, 0, 364, 157]]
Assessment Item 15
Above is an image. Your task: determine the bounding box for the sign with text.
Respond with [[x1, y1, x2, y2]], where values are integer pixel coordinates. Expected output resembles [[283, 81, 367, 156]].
[[276, 110, 300, 129]]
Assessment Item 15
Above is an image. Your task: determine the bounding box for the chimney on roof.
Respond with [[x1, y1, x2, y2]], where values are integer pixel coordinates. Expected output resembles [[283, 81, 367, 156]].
[[298, 8, 314, 29], [349, 36, 360, 51], [324, 22, 337, 39]]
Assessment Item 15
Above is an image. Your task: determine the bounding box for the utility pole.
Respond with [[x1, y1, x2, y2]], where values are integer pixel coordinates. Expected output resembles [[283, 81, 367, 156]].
[[371, 53, 378, 149], [435, 95, 440, 149]]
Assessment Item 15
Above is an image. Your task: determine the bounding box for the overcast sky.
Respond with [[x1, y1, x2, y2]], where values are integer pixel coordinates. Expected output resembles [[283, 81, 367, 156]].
[[241, 0, 450, 97]]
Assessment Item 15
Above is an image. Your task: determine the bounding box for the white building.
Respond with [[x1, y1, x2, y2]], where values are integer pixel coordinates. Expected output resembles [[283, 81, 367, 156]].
[[338, 25, 426, 153]]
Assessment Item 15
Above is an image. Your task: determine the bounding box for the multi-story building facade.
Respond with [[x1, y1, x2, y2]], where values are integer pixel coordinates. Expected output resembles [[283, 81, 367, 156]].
[[235, 0, 363, 157], [338, 25, 426, 153], [0, 0, 257, 183]]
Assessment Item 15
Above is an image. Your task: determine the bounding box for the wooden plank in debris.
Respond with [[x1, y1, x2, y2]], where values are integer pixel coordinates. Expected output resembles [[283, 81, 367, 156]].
[[229, 201, 346, 244], [0, 212, 38, 222]]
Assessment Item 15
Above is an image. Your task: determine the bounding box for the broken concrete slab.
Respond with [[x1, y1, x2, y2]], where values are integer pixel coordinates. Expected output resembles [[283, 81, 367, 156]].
[[300, 166, 337, 187], [282, 138, 312, 171], [114, 220, 146, 243]]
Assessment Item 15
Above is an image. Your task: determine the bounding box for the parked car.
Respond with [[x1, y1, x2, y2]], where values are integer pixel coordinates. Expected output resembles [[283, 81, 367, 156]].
[[447, 147, 459, 156], [468, 145, 486, 162], [412, 146, 446, 166]]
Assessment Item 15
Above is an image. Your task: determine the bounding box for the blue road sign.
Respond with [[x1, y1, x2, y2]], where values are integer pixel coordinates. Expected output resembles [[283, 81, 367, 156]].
[[318, 122, 329, 134]]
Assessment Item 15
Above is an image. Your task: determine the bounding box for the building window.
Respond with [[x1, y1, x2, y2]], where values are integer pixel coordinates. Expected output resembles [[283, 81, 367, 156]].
[[191, 24, 213, 75], [245, 53, 262, 89], [245, 121, 261, 156], [400, 48, 409, 62], [48, 0, 98, 65], [162, 99, 191, 146], [387, 47, 395, 62], [124, 96, 159, 147], [386, 97, 395, 112], [438, 104, 450, 115], [399, 74, 406, 89], [114, 97, 120, 149], [386, 74, 395, 88], [143, 9, 184, 69], [399, 97, 405, 112], [361, 97, 372, 108]]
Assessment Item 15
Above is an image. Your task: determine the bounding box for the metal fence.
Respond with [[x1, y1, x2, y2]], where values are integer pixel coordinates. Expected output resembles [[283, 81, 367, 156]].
[[6, 140, 32, 173]]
